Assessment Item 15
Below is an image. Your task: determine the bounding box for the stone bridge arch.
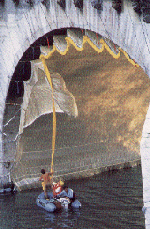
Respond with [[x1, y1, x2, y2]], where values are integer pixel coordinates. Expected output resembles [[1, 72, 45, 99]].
[[1, 1, 150, 224]]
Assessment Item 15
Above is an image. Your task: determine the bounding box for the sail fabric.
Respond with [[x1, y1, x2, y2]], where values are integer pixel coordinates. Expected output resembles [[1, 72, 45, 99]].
[[19, 59, 78, 134], [18, 35, 138, 135]]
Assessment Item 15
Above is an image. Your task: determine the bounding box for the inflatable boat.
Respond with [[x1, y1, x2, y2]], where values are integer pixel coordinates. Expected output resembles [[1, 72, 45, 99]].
[[36, 192, 81, 212]]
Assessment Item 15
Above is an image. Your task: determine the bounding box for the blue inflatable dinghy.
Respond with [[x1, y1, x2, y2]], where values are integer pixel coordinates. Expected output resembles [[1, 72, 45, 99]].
[[36, 192, 81, 212], [36, 192, 57, 212]]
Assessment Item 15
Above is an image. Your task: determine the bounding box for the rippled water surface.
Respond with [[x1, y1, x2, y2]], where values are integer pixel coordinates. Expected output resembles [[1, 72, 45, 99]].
[[0, 166, 144, 229]]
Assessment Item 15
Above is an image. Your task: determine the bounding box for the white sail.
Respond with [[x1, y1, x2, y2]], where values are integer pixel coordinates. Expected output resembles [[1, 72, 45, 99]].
[[19, 59, 78, 134]]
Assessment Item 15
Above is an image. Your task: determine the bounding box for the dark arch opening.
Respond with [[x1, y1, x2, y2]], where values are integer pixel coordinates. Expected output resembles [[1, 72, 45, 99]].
[[6, 28, 68, 103]]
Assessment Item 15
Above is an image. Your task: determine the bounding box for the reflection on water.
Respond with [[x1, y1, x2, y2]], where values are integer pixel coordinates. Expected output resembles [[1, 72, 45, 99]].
[[42, 209, 80, 228], [0, 166, 145, 229]]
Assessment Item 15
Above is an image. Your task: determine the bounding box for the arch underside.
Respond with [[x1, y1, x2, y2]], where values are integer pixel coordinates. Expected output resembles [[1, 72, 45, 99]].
[[5, 34, 149, 193]]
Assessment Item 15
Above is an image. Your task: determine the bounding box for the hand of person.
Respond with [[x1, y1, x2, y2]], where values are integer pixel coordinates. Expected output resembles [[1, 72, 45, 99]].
[[48, 170, 54, 175], [50, 169, 54, 174]]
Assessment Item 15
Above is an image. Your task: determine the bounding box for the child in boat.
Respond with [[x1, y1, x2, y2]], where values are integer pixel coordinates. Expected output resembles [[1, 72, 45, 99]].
[[39, 169, 53, 199]]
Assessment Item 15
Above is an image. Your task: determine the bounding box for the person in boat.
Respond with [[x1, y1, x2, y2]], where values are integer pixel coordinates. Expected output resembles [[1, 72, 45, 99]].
[[55, 185, 76, 203], [39, 169, 53, 199], [53, 180, 64, 197]]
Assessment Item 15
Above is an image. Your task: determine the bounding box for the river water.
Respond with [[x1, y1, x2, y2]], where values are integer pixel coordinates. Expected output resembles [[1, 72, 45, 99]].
[[0, 166, 145, 229]]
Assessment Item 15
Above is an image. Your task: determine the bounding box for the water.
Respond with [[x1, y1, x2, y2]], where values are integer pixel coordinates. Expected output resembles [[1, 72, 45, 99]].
[[0, 166, 145, 229]]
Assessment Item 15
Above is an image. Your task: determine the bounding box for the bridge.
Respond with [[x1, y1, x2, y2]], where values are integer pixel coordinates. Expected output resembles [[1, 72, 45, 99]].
[[1, 0, 150, 226]]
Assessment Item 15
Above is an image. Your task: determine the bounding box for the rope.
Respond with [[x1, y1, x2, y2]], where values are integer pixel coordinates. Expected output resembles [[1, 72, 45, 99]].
[[40, 55, 56, 176], [3, 108, 21, 127]]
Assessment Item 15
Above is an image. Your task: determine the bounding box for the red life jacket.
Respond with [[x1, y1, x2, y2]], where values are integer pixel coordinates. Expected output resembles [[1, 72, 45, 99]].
[[53, 181, 62, 196]]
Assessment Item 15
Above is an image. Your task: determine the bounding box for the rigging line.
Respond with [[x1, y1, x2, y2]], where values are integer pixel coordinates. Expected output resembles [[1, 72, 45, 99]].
[[1, 133, 18, 141], [3, 108, 21, 127], [40, 56, 56, 174], [22, 141, 106, 154]]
